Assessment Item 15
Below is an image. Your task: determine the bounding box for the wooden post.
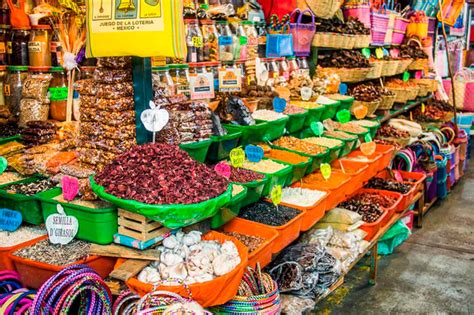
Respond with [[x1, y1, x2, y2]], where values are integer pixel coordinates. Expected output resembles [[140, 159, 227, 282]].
[[132, 57, 153, 144]]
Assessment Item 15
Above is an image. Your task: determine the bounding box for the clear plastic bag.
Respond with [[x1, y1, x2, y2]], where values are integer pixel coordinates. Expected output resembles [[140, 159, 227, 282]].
[[319, 207, 362, 225], [18, 99, 49, 127], [75, 79, 97, 95], [80, 109, 135, 126], [22, 74, 52, 103], [97, 57, 132, 69], [80, 122, 136, 140], [96, 83, 134, 99], [299, 227, 334, 246], [95, 97, 134, 111], [93, 68, 132, 84]]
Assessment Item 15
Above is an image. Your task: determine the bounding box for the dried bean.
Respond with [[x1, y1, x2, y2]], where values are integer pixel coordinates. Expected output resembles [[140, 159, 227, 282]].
[[365, 178, 412, 194], [222, 231, 264, 253], [4, 178, 56, 196]]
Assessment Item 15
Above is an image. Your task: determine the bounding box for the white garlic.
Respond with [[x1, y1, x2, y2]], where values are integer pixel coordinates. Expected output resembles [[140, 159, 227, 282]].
[[182, 231, 202, 246], [163, 235, 179, 249], [221, 241, 239, 257], [137, 266, 161, 284], [212, 254, 240, 276], [161, 252, 184, 266], [160, 262, 187, 280]]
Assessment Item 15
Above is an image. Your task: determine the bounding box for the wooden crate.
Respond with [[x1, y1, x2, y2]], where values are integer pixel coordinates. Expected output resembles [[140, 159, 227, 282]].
[[118, 209, 170, 242]]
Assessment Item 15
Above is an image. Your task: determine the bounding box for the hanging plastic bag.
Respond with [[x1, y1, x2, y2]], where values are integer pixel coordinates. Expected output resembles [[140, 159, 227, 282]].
[[378, 220, 410, 255], [86, 0, 186, 58]]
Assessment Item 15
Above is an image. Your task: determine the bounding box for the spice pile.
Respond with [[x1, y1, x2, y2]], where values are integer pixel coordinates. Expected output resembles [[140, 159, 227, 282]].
[[264, 148, 310, 164], [376, 125, 410, 138], [222, 231, 264, 253], [349, 84, 382, 102], [0, 172, 25, 185], [326, 120, 368, 134], [302, 137, 343, 149], [290, 101, 323, 109], [241, 159, 287, 174], [228, 166, 265, 183], [324, 130, 357, 140], [339, 200, 384, 223], [347, 192, 398, 208], [95, 143, 228, 205], [302, 171, 350, 190], [77, 57, 136, 171], [281, 187, 327, 207], [365, 177, 412, 194], [273, 137, 327, 155], [283, 105, 306, 115], [4, 178, 56, 196], [252, 110, 287, 121], [239, 201, 301, 226], [0, 225, 46, 247], [13, 239, 90, 266]]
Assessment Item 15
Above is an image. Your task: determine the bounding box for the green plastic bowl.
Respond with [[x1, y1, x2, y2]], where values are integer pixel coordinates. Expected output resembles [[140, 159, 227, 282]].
[[303, 106, 325, 127], [234, 177, 269, 208], [179, 139, 212, 163], [326, 94, 354, 111], [257, 117, 289, 141], [210, 185, 248, 229], [36, 188, 118, 245], [269, 144, 329, 174], [223, 122, 270, 146], [340, 127, 370, 146], [319, 99, 341, 121], [206, 130, 242, 164], [241, 159, 293, 196], [285, 111, 308, 134]]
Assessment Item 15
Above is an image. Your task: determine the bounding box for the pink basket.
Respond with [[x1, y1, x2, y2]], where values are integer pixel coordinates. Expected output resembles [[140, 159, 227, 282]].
[[343, 5, 371, 29], [393, 17, 409, 32], [371, 12, 389, 29], [392, 30, 405, 45], [372, 29, 387, 45], [290, 9, 316, 57], [428, 17, 437, 33]]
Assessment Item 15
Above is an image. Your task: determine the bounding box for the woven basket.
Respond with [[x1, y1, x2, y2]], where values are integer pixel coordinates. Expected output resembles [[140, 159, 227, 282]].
[[378, 94, 396, 110], [381, 60, 398, 77], [386, 86, 409, 103], [414, 81, 430, 97], [396, 59, 413, 74], [321, 67, 371, 82], [413, 78, 437, 93], [407, 86, 420, 100], [353, 35, 372, 48], [408, 58, 429, 70], [378, 136, 410, 148], [298, 0, 342, 19], [351, 99, 381, 116], [312, 32, 354, 49], [366, 61, 383, 79]]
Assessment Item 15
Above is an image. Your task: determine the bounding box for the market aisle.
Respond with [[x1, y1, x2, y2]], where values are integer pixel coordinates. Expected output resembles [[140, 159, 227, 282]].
[[315, 160, 474, 315]]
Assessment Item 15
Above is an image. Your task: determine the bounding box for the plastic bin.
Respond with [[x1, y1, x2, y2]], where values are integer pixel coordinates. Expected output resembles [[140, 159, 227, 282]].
[[207, 131, 242, 164], [374, 143, 395, 168], [332, 159, 370, 187], [400, 210, 414, 231], [9, 236, 116, 289], [350, 188, 403, 227], [235, 177, 269, 208], [0, 235, 46, 271], [258, 117, 289, 141], [211, 185, 248, 229], [340, 128, 370, 147], [220, 217, 278, 269], [269, 144, 329, 174], [424, 170, 437, 203], [275, 159, 311, 186], [436, 155, 448, 182], [223, 122, 270, 146], [359, 209, 388, 241], [179, 139, 212, 163], [303, 106, 325, 127], [343, 151, 383, 178], [326, 94, 354, 111], [258, 164, 294, 196], [0, 177, 46, 225], [437, 178, 448, 199], [319, 99, 340, 121], [36, 188, 118, 245], [324, 133, 359, 156], [286, 111, 309, 134]]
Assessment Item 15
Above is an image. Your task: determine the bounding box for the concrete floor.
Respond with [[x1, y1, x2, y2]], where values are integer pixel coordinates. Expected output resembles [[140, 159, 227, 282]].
[[316, 160, 474, 315]]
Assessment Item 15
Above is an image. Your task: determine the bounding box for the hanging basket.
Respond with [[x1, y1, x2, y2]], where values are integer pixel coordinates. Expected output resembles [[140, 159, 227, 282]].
[[408, 58, 429, 70], [353, 34, 372, 48], [351, 99, 382, 116], [320, 67, 371, 82], [386, 86, 409, 103], [381, 60, 399, 77], [378, 94, 397, 110], [312, 32, 354, 49], [366, 60, 383, 79], [298, 0, 342, 19]]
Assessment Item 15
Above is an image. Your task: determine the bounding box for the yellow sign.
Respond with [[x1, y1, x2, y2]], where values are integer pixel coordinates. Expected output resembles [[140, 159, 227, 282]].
[[271, 185, 282, 206], [229, 147, 245, 168], [320, 163, 332, 181]]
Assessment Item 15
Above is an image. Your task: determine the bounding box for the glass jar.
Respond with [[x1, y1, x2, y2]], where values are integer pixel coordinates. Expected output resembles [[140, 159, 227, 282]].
[[206, 61, 220, 91], [0, 9, 9, 26], [79, 66, 96, 80], [287, 56, 299, 78], [184, 19, 204, 63], [256, 22, 267, 58], [242, 21, 258, 59], [235, 59, 246, 85], [170, 64, 190, 98], [0, 26, 8, 65], [0, 65, 7, 109], [268, 59, 279, 79], [200, 19, 219, 62], [10, 28, 30, 66], [216, 20, 233, 62], [183, 0, 197, 18], [49, 66, 67, 121], [152, 65, 174, 97], [298, 57, 310, 78], [278, 58, 290, 82], [28, 25, 51, 67], [189, 62, 207, 75], [4, 66, 28, 117], [50, 31, 62, 67], [235, 22, 247, 60]]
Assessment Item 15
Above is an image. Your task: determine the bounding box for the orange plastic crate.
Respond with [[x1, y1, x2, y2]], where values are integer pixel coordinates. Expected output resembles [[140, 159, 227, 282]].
[[342, 151, 383, 178], [359, 208, 388, 241], [374, 143, 395, 169], [0, 235, 46, 271], [332, 159, 370, 186]]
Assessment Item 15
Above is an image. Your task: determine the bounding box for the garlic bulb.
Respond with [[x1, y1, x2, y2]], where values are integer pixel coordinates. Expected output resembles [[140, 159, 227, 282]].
[[160, 262, 187, 280], [161, 252, 184, 266], [137, 266, 161, 283], [163, 235, 179, 249], [182, 231, 202, 246], [221, 241, 239, 257], [213, 254, 240, 276]]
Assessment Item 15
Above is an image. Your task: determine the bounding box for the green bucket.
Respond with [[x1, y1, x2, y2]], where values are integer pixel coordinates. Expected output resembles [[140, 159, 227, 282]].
[[223, 122, 270, 146], [210, 185, 248, 229], [285, 111, 308, 134], [206, 130, 242, 164], [0, 135, 21, 145], [326, 94, 354, 111], [179, 139, 212, 163], [272, 159, 312, 186]]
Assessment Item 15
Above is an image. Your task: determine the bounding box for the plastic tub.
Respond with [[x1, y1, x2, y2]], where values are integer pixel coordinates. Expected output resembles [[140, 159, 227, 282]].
[[319, 99, 340, 121], [324, 133, 359, 155], [235, 177, 269, 208], [286, 111, 308, 134], [359, 208, 388, 241], [332, 159, 370, 186], [36, 188, 118, 245], [207, 131, 242, 164], [275, 159, 311, 186], [284, 185, 329, 231], [0, 235, 46, 271], [374, 143, 395, 169], [257, 117, 289, 141], [424, 170, 437, 203], [340, 128, 370, 146], [303, 106, 325, 127], [9, 236, 116, 289], [211, 185, 248, 229], [179, 139, 212, 163], [223, 122, 270, 146], [0, 177, 46, 225], [326, 94, 354, 111], [436, 155, 448, 182], [221, 217, 278, 269], [269, 144, 329, 174], [0, 135, 21, 145], [258, 164, 294, 196], [437, 178, 448, 199], [343, 151, 383, 178]]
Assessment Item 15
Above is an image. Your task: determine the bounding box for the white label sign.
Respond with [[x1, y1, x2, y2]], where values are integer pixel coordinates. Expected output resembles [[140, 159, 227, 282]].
[[189, 73, 215, 100], [46, 205, 79, 245], [140, 100, 170, 132]]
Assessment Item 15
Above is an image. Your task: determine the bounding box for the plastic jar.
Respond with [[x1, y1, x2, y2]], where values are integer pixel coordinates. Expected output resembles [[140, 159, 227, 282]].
[[152, 65, 175, 97], [79, 66, 96, 80], [185, 19, 204, 63], [49, 66, 68, 121], [278, 58, 290, 82], [268, 59, 279, 79], [200, 19, 219, 62], [256, 22, 267, 58], [206, 61, 220, 91], [50, 31, 62, 67], [10, 28, 30, 66], [4, 66, 28, 117], [216, 20, 233, 62], [235, 22, 248, 60], [28, 25, 51, 67], [170, 64, 190, 97], [298, 57, 310, 78], [0, 65, 6, 108], [242, 21, 258, 59], [287, 56, 299, 78], [0, 26, 8, 65]]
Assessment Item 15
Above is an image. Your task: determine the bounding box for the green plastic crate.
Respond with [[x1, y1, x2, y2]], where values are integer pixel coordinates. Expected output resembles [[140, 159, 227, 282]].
[[36, 188, 118, 245], [338, 96, 354, 111], [269, 144, 329, 174], [206, 130, 242, 164], [210, 185, 248, 229], [319, 99, 340, 121], [0, 135, 21, 145], [258, 117, 289, 141], [285, 111, 308, 134], [179, 139, 212, 163], [303, 106, 325, 127], [234, 176, 269, 208], [0, 177, 47, 225], [340, 127, 370, 146], [271, 159, 312, 186], [324, 132, 359, 154], [223, 122, 270, 146]]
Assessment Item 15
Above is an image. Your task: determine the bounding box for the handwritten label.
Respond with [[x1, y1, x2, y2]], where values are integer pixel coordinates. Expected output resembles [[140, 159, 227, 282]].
[[270, 185, 282, 206], [361, 48, 371, 59], [339, 83, 348, 95], [192, 36, 203, 48], [190, 73, 215, 100], [360, 141, 376, 156], [336, 110, 351, 123], [353, 105, 368, 120], [214, 162, 231, 178], [0, 209, 22, 232], [402, 71, 410, 82], [140, 101, 170, 133], [300, 87, 312, 101], [46, 204, 78, 245], [310, 121, 324, 136], [320, 163, 332, 180], [364, 133, 373, 142], [245, 145, 264, 163], [273, 97, 287, 113], [421, 103, 426, 113], [229, 147, 245, 168], [0, 157, 7, 175], [62, 176, 79, 202]]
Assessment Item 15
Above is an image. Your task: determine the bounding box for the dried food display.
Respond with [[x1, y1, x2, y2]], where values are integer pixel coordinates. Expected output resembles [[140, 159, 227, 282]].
[[339, 199, 384, 223], [273, 137, 327, 155], [221, 231, 264, 253], [318, 50, 370, 68], [376, 125, 410, 138], [239, 201, 301, 226], [365, 178, 412, 194], [4, 178, 56, 196], [20, 120, 58, 146], [241, 159, 288, 174], [399, 44, 428, 59], [316, 17, 370, 35], [227, 165, 265, 183], [348, 192, 398, 208], [349, 84, 382, 102]]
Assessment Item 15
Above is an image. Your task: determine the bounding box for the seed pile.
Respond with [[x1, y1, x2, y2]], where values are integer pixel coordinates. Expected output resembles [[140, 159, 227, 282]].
[[241, 159, 287, 174], [339, 200, 384, 223], [0, 226, 46, 247], [222, 231, 264, 253], [349, 192, 398, 208], [366, 177, 412, 194], [239, 201, 300, 226], [229, 166, 265, 183], [5, 179, 56, 196]]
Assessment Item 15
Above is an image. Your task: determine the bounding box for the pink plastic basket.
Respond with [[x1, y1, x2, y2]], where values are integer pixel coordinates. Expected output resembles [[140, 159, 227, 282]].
[[343, 5, 371, 29], [393, 16, 409, 32], [392, 30, 405, 45], [372, 29, 387, 45], [371, 12, 389, 29], [290, 9, 316, 57]]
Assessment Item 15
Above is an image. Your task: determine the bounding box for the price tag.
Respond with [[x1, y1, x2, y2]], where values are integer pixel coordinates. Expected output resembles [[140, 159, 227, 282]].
[[270, 185, 282, 206], [375, 48, 384, 59], [339, 83, 348, 95], [189, 73, 215, 100], [192, 36, 203, 48], [214, 162, 231, 178], [361, 48, 371, 59], [364, 133, 373, 143], [414, 70, 422, 79], [140, 101, 169, 133], [393, 170, 404, 182], [360, 141, 376, 156], [310, 121, 324, 136], [353, 105, 368, 119], [402, 71, 410, 82], [62, 176, 79, 202], [390, 48, 400, 58], [0, 209, 22, 232], [0, 157, 7, 175], [320, 163, 332, 180], [300, 87, 312, 101], [239, 36, 248, 45], [48, 87, 68, 101], [336, 110, 351, 123], [245, 145, 264, 163], [382, 48, 389, 57], [219, 68, 242, 92], [46, 204, 79, 245], [421, 103, 426, 113], [273, 97, 287, 113], [229, 147, 245, 168]]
